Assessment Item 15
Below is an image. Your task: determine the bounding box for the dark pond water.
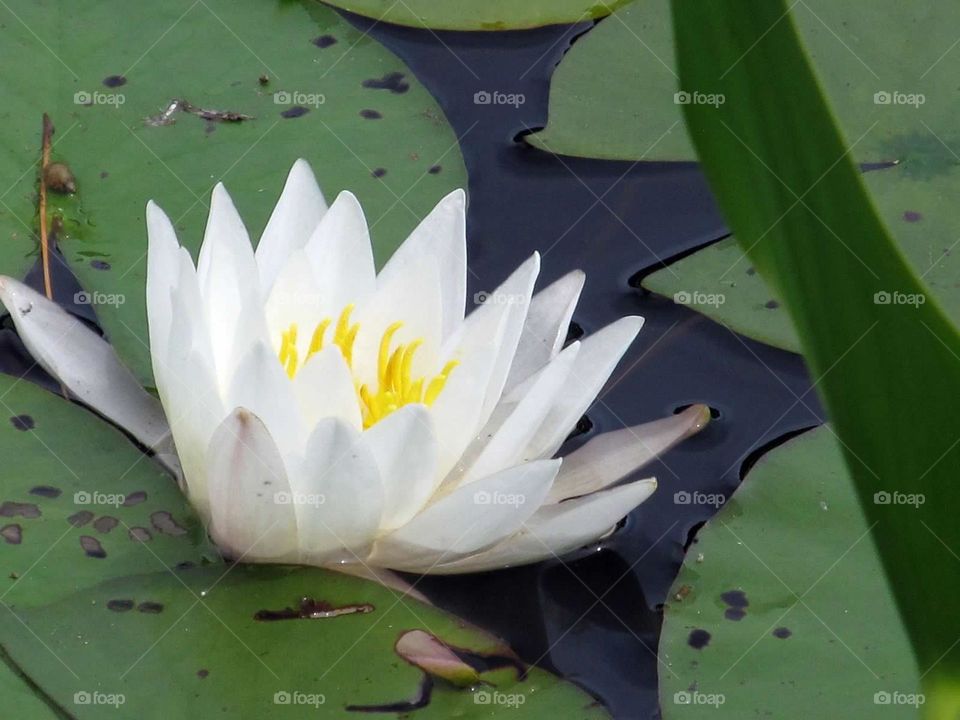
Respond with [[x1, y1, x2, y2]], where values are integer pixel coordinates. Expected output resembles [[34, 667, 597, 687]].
[[0, 13, 825, 720]]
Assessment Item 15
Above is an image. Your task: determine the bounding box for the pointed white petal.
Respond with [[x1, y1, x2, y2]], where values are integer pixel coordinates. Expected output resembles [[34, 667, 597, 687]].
[[524, 315, 644, 460], [368, 459, 559, 572], [255, 159, 328, 292], [226, 342, 301, 456], [293, 345, 362, 431], [292, 417, 383, 563], [461, 342, 580, 485], [504, 269, 584, 394], [379, 189, 466, 342], [303, 190, 376, 314], [206, 408, 299, 562], [145, 201, 181, 367], [548, 404, 710, 503], [263, 249, 325, 351], [0, 277, 170, 451], [364, 404, 439, 531], [431, 478, 657, 574], [196, 184, 263, 388]]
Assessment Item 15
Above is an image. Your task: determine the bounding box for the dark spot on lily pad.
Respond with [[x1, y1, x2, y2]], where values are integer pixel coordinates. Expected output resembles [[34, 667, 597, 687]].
[[122, 491, 147, 507], [1, 524, 22, 545], [362, 72, 409, 94], [107, 599, 134, 612], [312, 35, 337, 48], [138, 601, 164, 614], [102, 75, 126, 88], [721, 590, 749, 608], [0, 502, 40, 519], [724, 608, 746, 621], [129, 526, 152, 542], [347, 677, 433, 713], [773, 626, 792, 639], [10, 415, 34, 431], [80, 535, 106, 558], [93, 516, 119, 533], [360, 109, 382, 120], [91, 260, 111, 270], [151, 511, 187, 536], [255, 597, 374, 621], [100, 171, 109, 179], [371, 168, 387, 178], [67, 510, 94, 527], [280, 106, 309, 119], [746, 266, 756, 275], [29, 485, 60, 498], [428, 164, 442, 174], [687, 628, 711, 649], [903, 210, 922, 222], [764, 299, 779, 309], [197, 669, 209, 679]]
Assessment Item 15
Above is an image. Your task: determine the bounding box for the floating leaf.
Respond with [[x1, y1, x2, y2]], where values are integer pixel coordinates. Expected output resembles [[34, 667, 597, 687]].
[[659, 427, 919, 718], [4, 564, 611, 718], [313, 0, 631, 31], [0, 0, 466, 385]]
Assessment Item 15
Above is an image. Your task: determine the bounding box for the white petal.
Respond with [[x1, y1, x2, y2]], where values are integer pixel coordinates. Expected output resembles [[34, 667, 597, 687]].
[[368, 459, 559, 572], [196, 183, 263, 388], [292, 417, 383, 563], [503, 269, 584, 394], [548, 404, 710, 503], [226, 342, 301, 456], [255, 159, 328, 292], [145, 201, 181, 367], [524, 315, 644, 460], [364, 404, 439, 531], [352, 256, 443, 385], [431, 478, 657, 574], [460, 342, 580, 485], [473, 253, 540, 424], [0, 276, 170, 452], [293, 345, 362, 431], [302, 190, 376, 314], [263, 249, 325, 352], [379, 189, 466, 342], [206, 408, 299, 562]]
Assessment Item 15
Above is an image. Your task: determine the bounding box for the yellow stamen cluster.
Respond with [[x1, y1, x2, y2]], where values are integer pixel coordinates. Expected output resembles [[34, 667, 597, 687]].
[[277, 306, 458, 429]]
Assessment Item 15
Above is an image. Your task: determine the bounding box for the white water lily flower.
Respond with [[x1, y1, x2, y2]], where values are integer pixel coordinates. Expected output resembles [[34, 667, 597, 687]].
[[0, 160, 709, 575]]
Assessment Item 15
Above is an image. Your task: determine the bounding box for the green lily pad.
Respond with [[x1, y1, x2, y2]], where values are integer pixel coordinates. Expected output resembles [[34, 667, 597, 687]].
[[1, 653, 59, 719], [0, 0, 467, 385], [659, 426, 919, 718], [0, 376, 214, 612], [530, 0, 959, 163], [3, 564, 610, 718], [313, 0, 630, 31]]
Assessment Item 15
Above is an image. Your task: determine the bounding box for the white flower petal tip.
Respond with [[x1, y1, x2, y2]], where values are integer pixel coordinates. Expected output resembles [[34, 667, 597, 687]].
[[547, 402, 710, 503], [67, 159, 706, 577], [395, 630, 482, 687], [0, 276, 172, 455]]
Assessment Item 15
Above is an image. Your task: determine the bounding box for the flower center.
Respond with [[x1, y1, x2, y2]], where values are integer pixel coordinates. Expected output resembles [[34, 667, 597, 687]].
[[277, 305, 457, 429]]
